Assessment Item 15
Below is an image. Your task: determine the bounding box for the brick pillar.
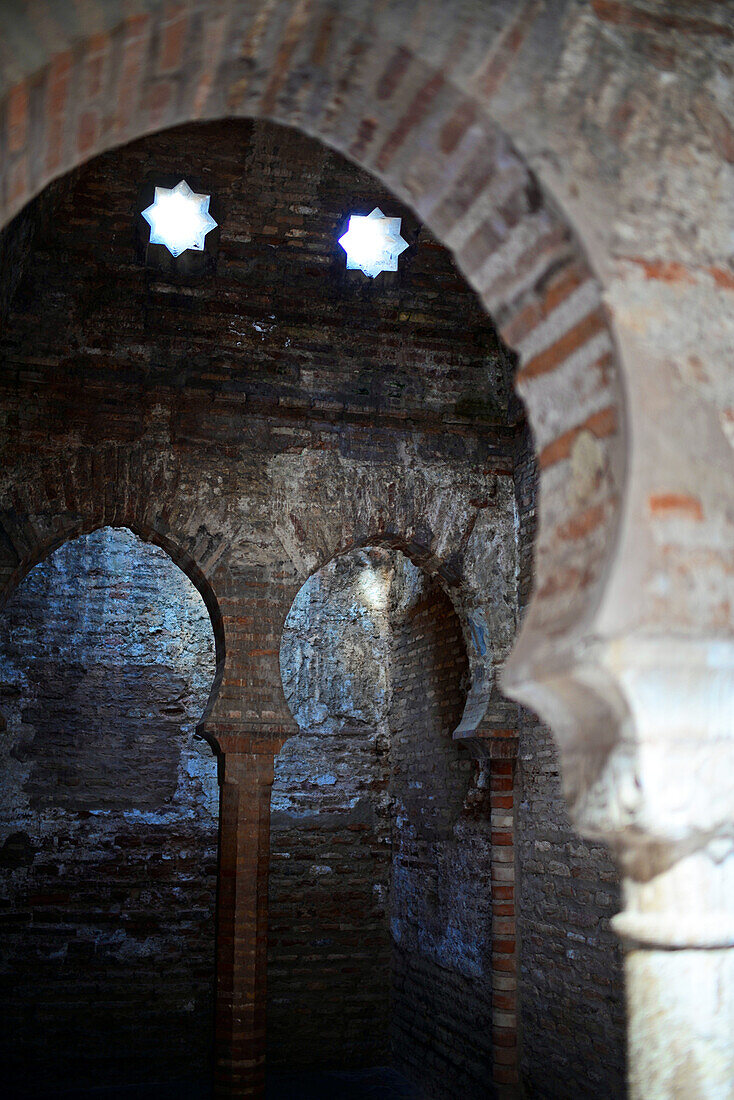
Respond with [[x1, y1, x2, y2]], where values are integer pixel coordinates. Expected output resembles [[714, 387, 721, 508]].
[[490, 756, 519, 1097], [459, 728, 521, 1096], [214, 749, 274, 1099]]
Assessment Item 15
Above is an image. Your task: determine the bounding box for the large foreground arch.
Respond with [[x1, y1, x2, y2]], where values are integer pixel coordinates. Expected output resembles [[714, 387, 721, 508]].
[[1, 3, 733, 1098], [0, 0, 627, 795]]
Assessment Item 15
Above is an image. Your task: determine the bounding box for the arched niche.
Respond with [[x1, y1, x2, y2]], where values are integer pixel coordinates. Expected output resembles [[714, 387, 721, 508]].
[[0, 2, 628, 761], [0, 516, 226, 742], [0, 525, 220, 1095], [0, 114, 523, 746], [273, 544, 494, 1097]]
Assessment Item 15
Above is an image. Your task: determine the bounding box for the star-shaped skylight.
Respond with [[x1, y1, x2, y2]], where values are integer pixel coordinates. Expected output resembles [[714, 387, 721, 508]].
[[141, 179, 218, 258], [338, 207, 408, 278]]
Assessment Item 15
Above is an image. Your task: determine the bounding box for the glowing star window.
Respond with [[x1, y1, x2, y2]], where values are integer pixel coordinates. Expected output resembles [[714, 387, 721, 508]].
[[141, 179, 218, 258], [338, 207, 408, 278]]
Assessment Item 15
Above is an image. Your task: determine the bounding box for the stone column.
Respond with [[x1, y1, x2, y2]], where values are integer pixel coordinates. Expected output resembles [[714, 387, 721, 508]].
[[505, 635, 734, 1099], [213, 748, 275, 1100], [616, 852, 734, 1100]]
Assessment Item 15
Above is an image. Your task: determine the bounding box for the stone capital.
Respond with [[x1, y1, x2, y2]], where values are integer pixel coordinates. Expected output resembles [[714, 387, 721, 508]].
[[197, 720, 289, 762], [505, 632, 734, 948]]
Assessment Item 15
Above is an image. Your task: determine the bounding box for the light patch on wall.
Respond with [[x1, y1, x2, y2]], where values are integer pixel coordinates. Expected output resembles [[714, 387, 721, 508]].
[[338, 207, 408, 277], [141, 180, 217, 257], [357, 566, 390, 611]]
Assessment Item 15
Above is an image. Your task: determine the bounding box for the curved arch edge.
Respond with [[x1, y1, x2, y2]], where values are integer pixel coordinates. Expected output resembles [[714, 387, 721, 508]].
[[503, 632, 734, 880], [0, 519, 227, 737]]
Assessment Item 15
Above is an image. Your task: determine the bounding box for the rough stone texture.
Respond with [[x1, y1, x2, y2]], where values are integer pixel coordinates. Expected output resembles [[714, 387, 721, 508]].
[[516, 718, 626, 1099], [0, 114, 520, 738], [0, 5, 733, 1097], [389, 568, 492, 1100], [0, 527, 218, 1096], [0, 526, 628, 1098], [0, 3, 631, 675], [0, 116, 522, 1095], [0, 112, 626, 1097], [513, 430, 626, 1098], [270, 548, 395, 1071], [275, 547, 496, 1098]]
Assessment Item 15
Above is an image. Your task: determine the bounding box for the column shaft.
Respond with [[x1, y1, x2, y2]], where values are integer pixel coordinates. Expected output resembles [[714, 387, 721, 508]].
[[627, 948, 734, 1099], [214, 751, 274, 1099]]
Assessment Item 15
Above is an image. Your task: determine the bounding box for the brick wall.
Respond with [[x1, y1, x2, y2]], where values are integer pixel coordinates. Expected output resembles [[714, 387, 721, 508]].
[[388, 567, 494, 1099], [0, 116, 516, 1094], [516, 720, 626, 1098], [0, 117, 515, 434], [269, 548, 394, 1070], [0, 519, 627, 1099], [513, 436, 627, 1097], [0, 112, 628, 1097], [0, 527, 218, 1095], [275, 548, 498, 1096], [0, 0, 635, 676]]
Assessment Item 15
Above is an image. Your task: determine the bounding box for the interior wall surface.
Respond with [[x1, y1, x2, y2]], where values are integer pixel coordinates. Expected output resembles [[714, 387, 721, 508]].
[[0, 181, 60, 330], [513, 440, 626, 1099], [0, 115, 627, 1095], [1, 6, 733, 1098], [270, 548, 395, 1070], [0, 112, 521, 775], [387, 565, 490, 1099], [516, 717, 626, 1099], [277, 547, 493, 1098], [0, 527, 217, 1095]]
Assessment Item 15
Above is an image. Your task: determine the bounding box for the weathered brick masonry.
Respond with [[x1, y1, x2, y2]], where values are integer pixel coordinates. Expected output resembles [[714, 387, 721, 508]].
[[0, 115, 625, 1097], [513, 434, 627, 1097], [1, 4, 732, 1098], [270, 549, 396, 1071], [273, 546, 505, 1098], [388, 566, 490, 1099], [516, 718, 626, 1098], [0, 528, 219, 1095]]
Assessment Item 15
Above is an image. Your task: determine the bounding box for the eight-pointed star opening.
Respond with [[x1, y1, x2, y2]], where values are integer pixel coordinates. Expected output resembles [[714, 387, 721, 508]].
[[141, 180, 218, 258], [338, 207, 409, 278]]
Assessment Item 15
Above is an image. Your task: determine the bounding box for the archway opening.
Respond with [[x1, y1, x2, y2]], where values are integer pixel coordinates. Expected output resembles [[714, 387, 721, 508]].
[[274, 546, 496, 1099], [0, 526, 219, 1097], [0, 109, 626, 1099]]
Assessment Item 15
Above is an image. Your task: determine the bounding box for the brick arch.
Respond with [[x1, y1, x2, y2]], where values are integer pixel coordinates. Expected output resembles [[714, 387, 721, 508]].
[[279, 528, 507, 746], [0, 517, 225, 724], [0, 455, 228, 739], [0, 0, 626, 736]]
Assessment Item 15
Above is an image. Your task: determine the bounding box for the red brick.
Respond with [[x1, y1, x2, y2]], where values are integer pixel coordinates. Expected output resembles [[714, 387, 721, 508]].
[[7, 83, 28, 154], [517, 308, 609, 383], [159, 6, 188, 73], [648, 493, 704, 522], [538, 402, 617, 469]]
